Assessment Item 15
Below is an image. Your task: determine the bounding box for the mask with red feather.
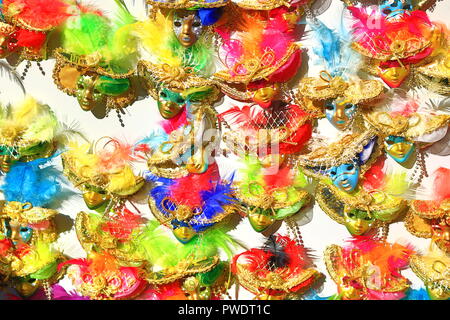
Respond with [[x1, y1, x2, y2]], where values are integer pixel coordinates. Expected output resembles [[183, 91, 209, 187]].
[[146, 162, 238, 244], [0, 0, 74, 72], [234, 156, 311, 233], [232, 234, 322, 299], [324, 236, 415, 300], [347, 4, 447, 88], [214, 7, 304, 94]]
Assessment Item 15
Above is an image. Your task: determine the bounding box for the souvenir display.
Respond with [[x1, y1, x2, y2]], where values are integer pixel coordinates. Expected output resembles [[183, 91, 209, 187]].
[[232, 235, 322, 299], [0, 0, 447, 302]]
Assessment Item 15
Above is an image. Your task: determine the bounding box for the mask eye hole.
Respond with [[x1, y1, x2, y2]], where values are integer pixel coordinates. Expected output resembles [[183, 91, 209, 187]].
[[345, 104, 354, 110], [403, 4, 411, 10], [385, 139, 395, 145], [325, 104, 334, 111], [176, 97, 185, 104], [192, 21, 201, 28], [346, 164, 354, 170], [383, 8, 392, 14], [174, 21, 182, 27], [330, 170, 337, 176], [364, 215, 372, 221], [347, 212, 356, 218], [160, 91, 167, 98]]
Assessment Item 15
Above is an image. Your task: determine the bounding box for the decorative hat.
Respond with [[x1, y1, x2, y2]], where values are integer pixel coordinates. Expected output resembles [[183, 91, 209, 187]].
[[232, 235, 322, 299]]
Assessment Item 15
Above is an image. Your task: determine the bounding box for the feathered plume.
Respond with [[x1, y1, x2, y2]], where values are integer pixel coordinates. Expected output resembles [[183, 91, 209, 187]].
[[2, 157, 65, 208]]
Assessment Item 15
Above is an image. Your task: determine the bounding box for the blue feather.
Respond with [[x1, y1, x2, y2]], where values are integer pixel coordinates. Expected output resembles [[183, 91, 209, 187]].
[[402, 288, 432, 300], [307, 17, 359, 77], [2, 157, 63, 207], [197, 8, 222, 26], [137, 128, 168, 151]]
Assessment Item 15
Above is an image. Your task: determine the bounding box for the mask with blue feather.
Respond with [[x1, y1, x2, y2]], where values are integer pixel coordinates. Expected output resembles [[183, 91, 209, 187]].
[[0, 156, 68, 298], [297, 18, 384, 131], [146, 163, 238, 243]]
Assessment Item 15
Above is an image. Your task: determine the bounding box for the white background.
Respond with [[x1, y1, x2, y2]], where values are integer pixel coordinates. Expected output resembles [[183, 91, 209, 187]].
[[1, 0, 449, 299]]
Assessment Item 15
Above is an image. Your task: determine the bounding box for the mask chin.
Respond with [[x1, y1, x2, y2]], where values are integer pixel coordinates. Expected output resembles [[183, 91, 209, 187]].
[[173, 225, 196, 243]]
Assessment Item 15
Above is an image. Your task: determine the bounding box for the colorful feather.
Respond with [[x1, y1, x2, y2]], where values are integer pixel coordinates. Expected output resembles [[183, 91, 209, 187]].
[[2, 156, 65, 207]]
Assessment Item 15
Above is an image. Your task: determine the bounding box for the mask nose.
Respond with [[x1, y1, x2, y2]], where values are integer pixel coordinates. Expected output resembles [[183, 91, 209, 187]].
[[182, 19, 193, 36]]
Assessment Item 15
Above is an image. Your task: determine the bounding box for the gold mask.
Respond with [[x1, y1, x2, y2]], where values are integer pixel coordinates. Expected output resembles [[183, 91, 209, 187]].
[[76, 75, 105, 111]]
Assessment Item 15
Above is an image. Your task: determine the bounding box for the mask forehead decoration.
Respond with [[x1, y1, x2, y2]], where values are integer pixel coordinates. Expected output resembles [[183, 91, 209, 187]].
[[0, 96, 64, 174], [62, 139, 144, 213], [53, 5, 138, 124], [232, 235, 322, 300], [0, 0, 73, 76], [348, 4, 440, 88], [234, 157, 310, 233], [146, 163, 237, 243], [0, 155, 69, 298], [324, 238, 414, 300]]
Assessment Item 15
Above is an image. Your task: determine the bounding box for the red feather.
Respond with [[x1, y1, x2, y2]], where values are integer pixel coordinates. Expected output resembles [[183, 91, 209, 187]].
[[102, 208, 145, 241], [263, 166, 294, 191], [432, 167, 450, 201], [160, 108, 188, 134], [169, 162, 220, 207]]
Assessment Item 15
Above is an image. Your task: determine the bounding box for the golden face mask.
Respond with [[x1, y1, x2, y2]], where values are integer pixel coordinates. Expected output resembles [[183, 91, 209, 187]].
[[379, 65, 410, 88]]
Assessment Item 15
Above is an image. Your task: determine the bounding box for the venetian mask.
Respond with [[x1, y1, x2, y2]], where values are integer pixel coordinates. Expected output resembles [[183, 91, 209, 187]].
[[380, 0, 412, 19], [172, 220, 197, 244], [343, 208, 375, 236], [338, 277, 365, 300], [379, 65, 410, 88], [248, 208, 276, 232], [173, 11, 203, 47], [2, 219, 33, 245], [427, 281, 450, 300], [157, 88, 185, 119], [384, 135, 415, 163], [76, 75, 106, 111], [431, 216, 450, 253], [324, 98, 357, 130], [250, 84, 280, 109], [82, 184, 111, 212], [0, 142, 53, 173], [329, 163, 360, 193]]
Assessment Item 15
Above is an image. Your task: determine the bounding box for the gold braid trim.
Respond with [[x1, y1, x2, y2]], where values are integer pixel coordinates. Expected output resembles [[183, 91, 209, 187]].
[[363, 111, 450, 138], [145, 256, 220, 285], [146, 0, 229, 8], [297, 129, 380, 168], [404, 208, 433, 238], [147, 195, 236, 228], [409, 253, 450, 290], [235, 263, 320, 293], [410, 200, 448, 219], [0, 201, 57, 224], [214, 43, 300, 84], [296, 73, 384, 105], [234, 185, 310, 210]]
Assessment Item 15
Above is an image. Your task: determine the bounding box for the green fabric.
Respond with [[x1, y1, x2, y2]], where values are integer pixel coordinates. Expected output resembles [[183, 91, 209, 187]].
[[95, 76, 130, 96]]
